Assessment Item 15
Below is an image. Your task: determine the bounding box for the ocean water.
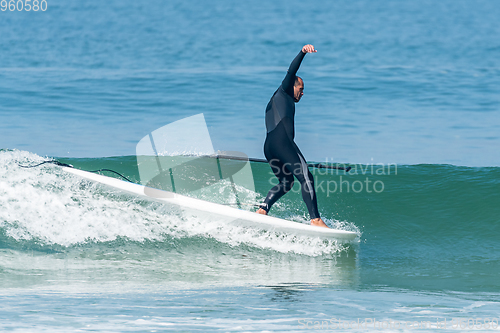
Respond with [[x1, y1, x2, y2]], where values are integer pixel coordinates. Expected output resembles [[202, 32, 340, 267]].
[[1, 0, 500, 332]]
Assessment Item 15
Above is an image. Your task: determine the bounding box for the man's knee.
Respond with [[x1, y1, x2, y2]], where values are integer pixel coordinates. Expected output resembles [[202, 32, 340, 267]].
[[296, 171, 315, 193], [280, 177, 294, 192]]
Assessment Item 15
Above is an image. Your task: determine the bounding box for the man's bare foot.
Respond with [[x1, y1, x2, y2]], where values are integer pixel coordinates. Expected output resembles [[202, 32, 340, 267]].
[[256, 208, 268, 215], [311, 218, 329, 228]]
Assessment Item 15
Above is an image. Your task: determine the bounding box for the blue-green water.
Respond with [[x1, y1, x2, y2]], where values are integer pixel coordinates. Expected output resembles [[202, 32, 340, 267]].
[[1, 0, 500, 331], [1, 151, 499, 331]]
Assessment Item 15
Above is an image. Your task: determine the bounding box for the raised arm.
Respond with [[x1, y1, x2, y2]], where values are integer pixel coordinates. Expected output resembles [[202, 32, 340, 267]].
[[282, 44, 317, 96]]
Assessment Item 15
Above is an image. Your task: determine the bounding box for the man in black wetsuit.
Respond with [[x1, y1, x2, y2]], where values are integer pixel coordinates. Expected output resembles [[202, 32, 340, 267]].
[[256, 44, 329, 228]]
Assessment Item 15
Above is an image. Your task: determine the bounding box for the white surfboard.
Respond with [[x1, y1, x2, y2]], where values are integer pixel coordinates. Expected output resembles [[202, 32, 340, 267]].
[[63, 167, 358, 241]]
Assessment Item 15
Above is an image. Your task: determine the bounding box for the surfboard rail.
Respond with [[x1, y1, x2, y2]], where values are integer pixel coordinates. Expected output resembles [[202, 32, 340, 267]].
[[63, 167, 358, 241]]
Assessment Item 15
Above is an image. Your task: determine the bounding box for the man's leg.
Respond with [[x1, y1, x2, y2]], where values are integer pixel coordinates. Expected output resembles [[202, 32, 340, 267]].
[[257, 159, 295, 215], [285, 145, 329, 228]]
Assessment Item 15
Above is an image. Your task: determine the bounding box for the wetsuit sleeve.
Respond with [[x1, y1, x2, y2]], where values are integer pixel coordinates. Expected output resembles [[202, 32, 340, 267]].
[[281, 50, 306, 98]]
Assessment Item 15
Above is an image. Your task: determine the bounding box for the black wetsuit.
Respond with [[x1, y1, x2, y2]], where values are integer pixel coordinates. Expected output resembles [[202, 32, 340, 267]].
[[260, 50, 320, 219]]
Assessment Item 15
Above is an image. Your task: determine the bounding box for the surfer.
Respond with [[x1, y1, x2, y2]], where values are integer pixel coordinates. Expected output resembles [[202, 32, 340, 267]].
[[256, 44, 329, 228]]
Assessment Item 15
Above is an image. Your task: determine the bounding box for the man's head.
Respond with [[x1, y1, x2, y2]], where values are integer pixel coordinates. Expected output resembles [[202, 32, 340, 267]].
[[293, 76, 304, 102]]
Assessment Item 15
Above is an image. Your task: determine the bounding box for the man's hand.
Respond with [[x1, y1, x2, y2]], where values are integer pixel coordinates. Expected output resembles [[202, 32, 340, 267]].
[[302, 44, 317, 54]]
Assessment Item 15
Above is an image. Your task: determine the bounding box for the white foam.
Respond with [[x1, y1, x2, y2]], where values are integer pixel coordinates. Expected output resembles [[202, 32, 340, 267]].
[[0, 150, 359, 256]]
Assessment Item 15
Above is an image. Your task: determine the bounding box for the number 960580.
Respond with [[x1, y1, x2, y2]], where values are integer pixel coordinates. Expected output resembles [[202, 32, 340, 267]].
[[1, 0, 48, 11]]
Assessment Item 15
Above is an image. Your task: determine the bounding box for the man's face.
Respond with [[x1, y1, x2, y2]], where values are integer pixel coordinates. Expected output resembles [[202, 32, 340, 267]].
[[293, 78, 304, 102]]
